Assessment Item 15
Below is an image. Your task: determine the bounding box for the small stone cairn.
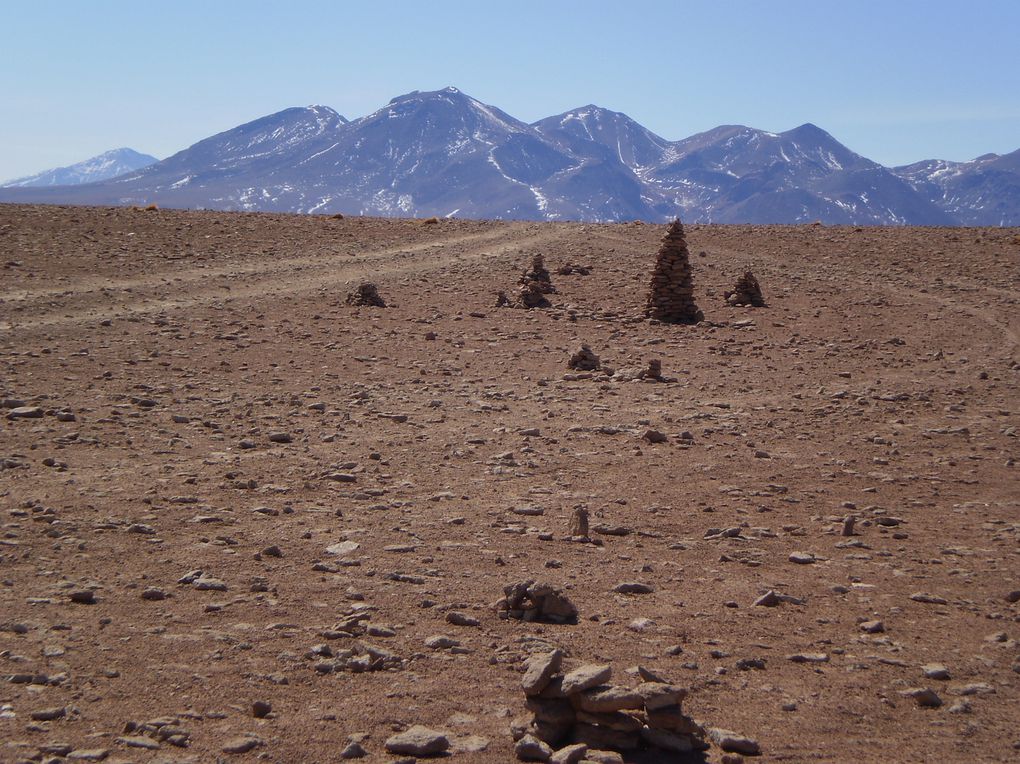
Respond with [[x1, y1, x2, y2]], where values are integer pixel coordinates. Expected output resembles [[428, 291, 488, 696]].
[[497, 581, 579, 624], [513, 651, 708, 760], [567, 345, 601, 372], [500, 254, 556, 309], [725, 271, 766, 307], [645, 219, 703, 324], [346, 282, 386, 307]]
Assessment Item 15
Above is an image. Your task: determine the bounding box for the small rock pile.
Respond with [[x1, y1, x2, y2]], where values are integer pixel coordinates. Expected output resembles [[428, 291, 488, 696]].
[[497, 580, 579, 624], [645, 218, 703, 324], [725, 271, 766, 307], [513, 651, 709, 760], [557, 263, 591, 276], [346, 282, 386, 307], [567, 345, 601, 371], [521, 254, 555, 293], [498, 253, 557, 309]]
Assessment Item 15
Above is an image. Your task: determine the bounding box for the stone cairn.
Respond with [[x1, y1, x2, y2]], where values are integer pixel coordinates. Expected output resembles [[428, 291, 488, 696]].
[[645, 218, 703, 324], [725, 271, 766, 307], [346, 282, 386, 307], [567, 345, 601, 372], [497, 581, 578, 624], [501, 254, 556, 309], [513, 651, 708, 761]]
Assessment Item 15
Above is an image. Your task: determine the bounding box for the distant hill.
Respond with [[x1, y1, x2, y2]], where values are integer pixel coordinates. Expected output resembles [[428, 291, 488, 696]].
[[2, 148, 157, 188], [1, 88, 1016, 225]]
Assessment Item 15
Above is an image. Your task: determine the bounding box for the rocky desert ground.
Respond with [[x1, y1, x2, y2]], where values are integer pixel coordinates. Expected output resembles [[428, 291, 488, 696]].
[[1, 204, 1018, 763]]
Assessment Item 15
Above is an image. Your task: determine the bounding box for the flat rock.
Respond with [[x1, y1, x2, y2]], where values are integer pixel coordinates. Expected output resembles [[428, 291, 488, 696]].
[[385, 725, 450, 756], [612, 582, 654, 594], [576, 685, 644, 713], [561, 664, 612, 695], [221, 737, 262, 754], [522, 648, 564, 695], [515, 733, 553, 761], [708, 728, 760, 755]]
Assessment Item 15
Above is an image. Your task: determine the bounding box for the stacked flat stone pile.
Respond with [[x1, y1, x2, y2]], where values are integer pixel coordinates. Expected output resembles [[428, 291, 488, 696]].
[[521, 254, 555, 293], [645, 219, 703, 324], [725, 271, 766, 307], [346, 282, 386, 307], [567, 345, 601, 372], [513, 651, 708, 761], [497, 581, 579, 624]]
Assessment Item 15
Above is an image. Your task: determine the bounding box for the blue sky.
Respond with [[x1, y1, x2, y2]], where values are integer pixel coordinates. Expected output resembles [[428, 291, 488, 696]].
[[2, 1, 1018, 180]]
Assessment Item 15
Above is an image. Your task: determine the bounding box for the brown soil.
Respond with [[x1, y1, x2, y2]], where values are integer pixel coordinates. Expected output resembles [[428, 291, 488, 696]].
[[1, 204, 1018, 763]]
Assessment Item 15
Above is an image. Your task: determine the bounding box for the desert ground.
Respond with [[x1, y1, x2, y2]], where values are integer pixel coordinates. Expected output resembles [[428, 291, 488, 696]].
[[1, 204, 1018, 763]]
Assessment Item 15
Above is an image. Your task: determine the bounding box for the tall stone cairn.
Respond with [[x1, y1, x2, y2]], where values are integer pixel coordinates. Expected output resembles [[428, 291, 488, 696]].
[[645, 218, 703, 324]]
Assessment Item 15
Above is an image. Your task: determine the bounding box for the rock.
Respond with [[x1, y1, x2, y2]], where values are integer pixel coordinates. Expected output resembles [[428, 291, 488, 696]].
[[561, 664, 612, 695], [568, 507, 589, 538], [910, 592, 948, 605], [6, 406, 43, 420], [1006, 590, 1020, 603], [384, 726, 450, 756], [193, 576, 227, 591], [221, 737, 262, 754], [117, 736, 160, 750], [582, 751, 624, 764], [575, 685, 644, 713], [787, 653, 829, 663], [642, 429, 668, 443], [640, 726, 696, 753], [30, 706, 66, 721], [549, 743, 588, 764], [612, 582, 654, 594], [500, 580, 578, 624], [446, 610, 480, 627], [903, 688, 943, 708], [252, 700, 272, 718], [526, 697, 577, 726], [922, 664, 951, 680], [860, 619, 885, 633], [635, 682, 687, 710], [424, 634, 460, 649], [339, 741, 368, 758], [326, 541, 360, 556], [788, 551, 816, 564], [66, 749, 110, 760], [753, 590, 781, 607], [141, 587, 167, 601], [522, 649, 564, 696], [515, 734, 553, 761], [69, 590, 96, 605], [708, 728, 760, 755], [268, 432, 293, 443]]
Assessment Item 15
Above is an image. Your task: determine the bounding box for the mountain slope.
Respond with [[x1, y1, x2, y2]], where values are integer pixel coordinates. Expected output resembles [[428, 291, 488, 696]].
[[1, 148, 157, 187], [893, 149, 1020, 225]]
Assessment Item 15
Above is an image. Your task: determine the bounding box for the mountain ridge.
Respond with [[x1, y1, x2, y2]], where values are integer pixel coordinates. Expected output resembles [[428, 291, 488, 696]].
[[1, 87, 1016, 225]]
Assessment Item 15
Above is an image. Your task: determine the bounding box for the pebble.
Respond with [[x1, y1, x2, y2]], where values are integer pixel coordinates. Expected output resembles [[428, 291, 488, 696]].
[[69, 590, 96, 605], [268, 432, 293, 443], [117, 736, 160, 750], [30, 706, 66, 721], [859, 619, 885, 633], [788, 551, 816, 564], [384, 726, 450, 756], [6, 406, 43, 419], [252, 700, 272, 718], [424, 634, 460, 649], [340, 741, 368, 758]]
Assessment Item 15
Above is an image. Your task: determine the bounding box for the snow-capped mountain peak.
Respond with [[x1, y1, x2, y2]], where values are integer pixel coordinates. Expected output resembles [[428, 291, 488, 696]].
[[1, 147, 158, 188]]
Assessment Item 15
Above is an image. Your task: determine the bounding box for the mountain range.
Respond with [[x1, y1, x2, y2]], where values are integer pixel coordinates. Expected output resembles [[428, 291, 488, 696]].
[[1, 148, 157, 188], [1, 87, 1016, 225]]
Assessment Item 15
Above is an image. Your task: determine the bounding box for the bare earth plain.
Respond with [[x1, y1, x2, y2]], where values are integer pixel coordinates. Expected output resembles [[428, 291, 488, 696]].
[[1, 204, 1018, 764]]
